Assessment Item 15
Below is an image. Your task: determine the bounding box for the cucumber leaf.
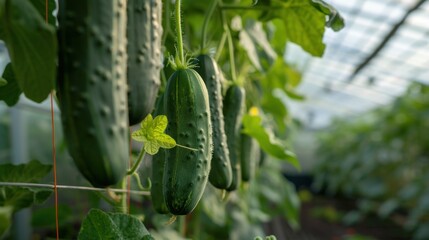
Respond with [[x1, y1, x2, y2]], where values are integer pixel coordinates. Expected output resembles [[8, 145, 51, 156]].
[[1, 0, 56, 102], [132, 114, 176, 155], [242, 114, 299, 169], [78, 209, 153, 240], [0, 63, 22, 106], [311, 0, 345, 32], [0, 160, 52, 212]]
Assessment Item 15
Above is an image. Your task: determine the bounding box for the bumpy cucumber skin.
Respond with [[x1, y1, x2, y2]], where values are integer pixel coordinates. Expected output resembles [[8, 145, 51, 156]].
[[126, 0, 163, 125], [150, 94, 169, 214], [193, 55, 232, 189], [240, 132, 260, 182], [163, 69, 212, 215], [223, 85, 245, 191], [58, 0, 129, 187]]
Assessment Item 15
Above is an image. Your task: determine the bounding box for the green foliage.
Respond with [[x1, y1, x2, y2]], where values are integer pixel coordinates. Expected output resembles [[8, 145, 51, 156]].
[[0, 160, 52, 211], [132, 114, 176, 155], [314, 82, 429, 239], [29, 0, 56, 26], [0, 63, 21, 106], [78, 208, 153, 240], [0, 78, 5, 87], [0, 0, 56, 102], [242, 114, 299, 168]]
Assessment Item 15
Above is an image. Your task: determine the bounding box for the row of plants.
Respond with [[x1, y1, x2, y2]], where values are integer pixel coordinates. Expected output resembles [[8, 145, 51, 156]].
[[314, 82, 429, 240], [0, 0, 343, 238]]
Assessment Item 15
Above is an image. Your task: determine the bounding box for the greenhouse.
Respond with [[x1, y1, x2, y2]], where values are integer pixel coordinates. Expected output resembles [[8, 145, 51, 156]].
[[0, 0, 428, 239]]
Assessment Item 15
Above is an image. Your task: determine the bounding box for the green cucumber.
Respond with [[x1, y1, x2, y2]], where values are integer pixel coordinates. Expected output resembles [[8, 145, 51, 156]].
[[223, 85, 245, 191], [240, 132, 260, 182], [57, 0, 129, 187], [193, 55, 232, 189], [163, 69, 212, 215], [150, 94, 169, 214], [126, 0, 163, 125]]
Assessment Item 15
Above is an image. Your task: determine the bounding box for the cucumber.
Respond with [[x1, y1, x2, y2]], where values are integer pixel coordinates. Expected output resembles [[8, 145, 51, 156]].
[[193, 55, 232, 189], [126, 0, 163, 125], [240, 132, 260, 182], [223, 85, 245, 191], [150, 94, 169, 214], [57, 0, 129, 187], [163, 69, 212, 215]]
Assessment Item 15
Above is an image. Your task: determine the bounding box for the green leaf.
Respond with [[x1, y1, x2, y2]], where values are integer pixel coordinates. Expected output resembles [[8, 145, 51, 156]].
[[311, 0, 345, 32], [242, 115, 299, 169], [109, 212, 153, 240], [78, 209, 153, 240], [261, 0, 326, 56], [0, 206, 12, 239], [132, 114, 176, 155], [0, 160, 52, 212], [1, 0, 57, 102], [285, 88, 305, 101], [0, 78, 5, 87], [29, 0, 56, 26], [239, 20, 277, 71], [0, 63, 22, 106]]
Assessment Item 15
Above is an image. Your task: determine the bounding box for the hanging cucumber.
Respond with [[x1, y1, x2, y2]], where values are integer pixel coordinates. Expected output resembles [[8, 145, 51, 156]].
[[223, 85, 245, 191], [126, 0, 163, 125], [150, 94, 169, 214], [240, 132, 260, 182], [162, 0, 212, 215], [57, 0, 129, 187], [163, 69, 212, 215], [193, 55, 232, 189]]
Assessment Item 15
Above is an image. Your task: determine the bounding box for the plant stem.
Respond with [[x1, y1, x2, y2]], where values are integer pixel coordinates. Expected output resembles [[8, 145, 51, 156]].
[[220, 6, 237, 82], [120, 178, 128, 213], [175, 0, 185, 66], [201, 0, 219, 50], [127, 147, 146, 175], [215, 32, 227, 61]]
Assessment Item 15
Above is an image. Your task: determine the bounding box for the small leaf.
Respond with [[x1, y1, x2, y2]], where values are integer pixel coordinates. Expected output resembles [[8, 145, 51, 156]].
[[133, 114, 176, 155], [29, 0, 56, 26], [0, 63, 22, 106]]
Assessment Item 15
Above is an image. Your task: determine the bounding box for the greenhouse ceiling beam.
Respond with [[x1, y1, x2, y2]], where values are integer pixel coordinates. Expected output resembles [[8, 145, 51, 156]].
[[348, 0, 427, 81]]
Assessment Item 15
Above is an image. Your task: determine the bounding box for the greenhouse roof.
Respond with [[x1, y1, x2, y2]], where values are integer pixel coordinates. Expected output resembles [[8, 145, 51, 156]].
[[288, 0, 429, 129]]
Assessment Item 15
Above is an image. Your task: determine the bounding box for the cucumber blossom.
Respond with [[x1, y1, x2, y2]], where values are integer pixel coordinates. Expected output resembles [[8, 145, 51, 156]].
[[223, 85, 246, 191], [193, 55, 232, 189], [126, 0, 163, 125], [163, 69, 212, 215], [57, 0, 129, 187]]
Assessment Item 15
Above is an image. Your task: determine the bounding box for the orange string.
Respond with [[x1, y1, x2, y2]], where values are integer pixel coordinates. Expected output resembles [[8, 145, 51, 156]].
[[46, 0, 60, 239]]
